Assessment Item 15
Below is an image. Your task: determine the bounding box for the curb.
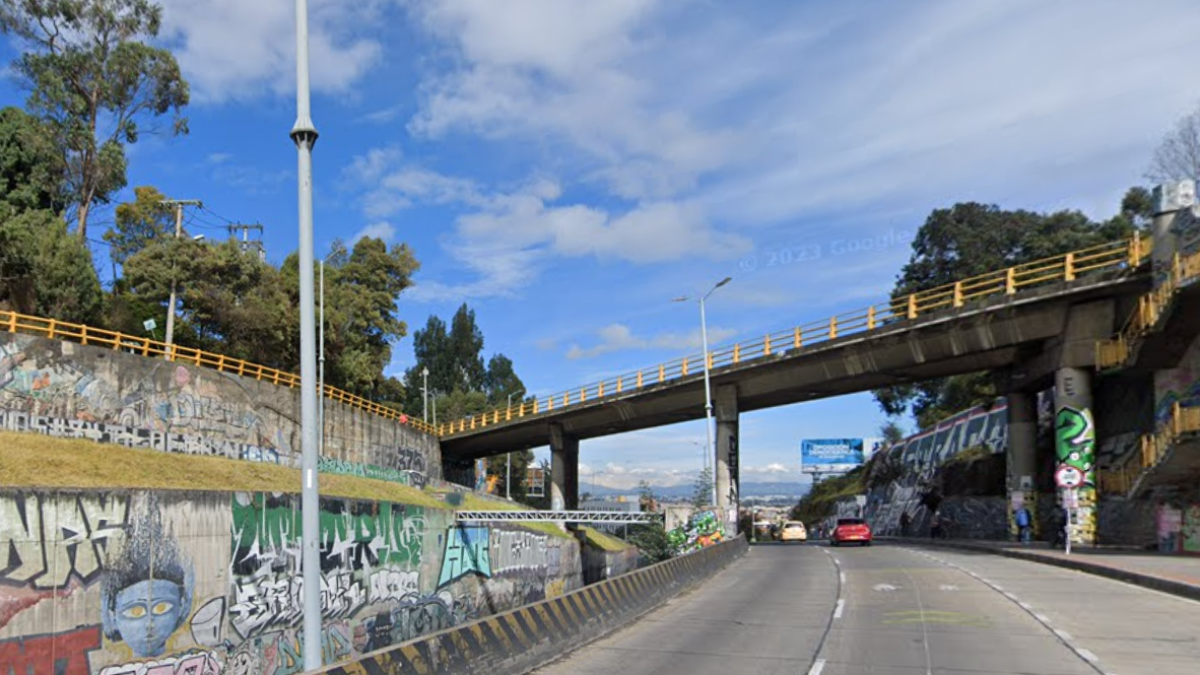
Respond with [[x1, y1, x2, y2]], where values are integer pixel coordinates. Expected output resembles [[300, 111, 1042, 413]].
[[315, 535, 750, 675], [893, 538, 1200, 603]]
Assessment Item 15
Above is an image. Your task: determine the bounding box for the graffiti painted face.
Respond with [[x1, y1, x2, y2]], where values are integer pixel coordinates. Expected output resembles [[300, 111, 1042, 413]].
[[113, 578, 186, 657]]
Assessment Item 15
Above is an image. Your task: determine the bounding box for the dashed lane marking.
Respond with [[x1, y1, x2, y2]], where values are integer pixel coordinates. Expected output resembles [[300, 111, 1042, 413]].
[[833, 599, 845, 619], [807, 659, 827, 675]]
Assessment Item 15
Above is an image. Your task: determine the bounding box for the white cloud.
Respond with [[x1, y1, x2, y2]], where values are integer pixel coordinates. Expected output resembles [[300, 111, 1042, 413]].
[[352, 222, 397, 243], [565, 323, 739, 360], [159, 0, 390, 103], [400, 0, 1200, 233], [343, 147, 751, 299], [206, 152, 232, 164]]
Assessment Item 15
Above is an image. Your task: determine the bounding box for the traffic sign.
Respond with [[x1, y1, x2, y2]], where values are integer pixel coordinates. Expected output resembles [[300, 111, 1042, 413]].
[[1055, 464, 1083, 489]]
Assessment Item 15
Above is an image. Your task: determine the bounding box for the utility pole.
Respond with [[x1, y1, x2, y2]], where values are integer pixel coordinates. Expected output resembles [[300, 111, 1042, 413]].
[[319, 260, 325, 458], [159, 199, 202, 358], [227, 223, 266, 260], [291, 0, 321, 666]]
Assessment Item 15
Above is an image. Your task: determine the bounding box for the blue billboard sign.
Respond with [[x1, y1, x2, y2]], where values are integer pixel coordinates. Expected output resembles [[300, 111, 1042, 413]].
[[800, 438, 865, 474]]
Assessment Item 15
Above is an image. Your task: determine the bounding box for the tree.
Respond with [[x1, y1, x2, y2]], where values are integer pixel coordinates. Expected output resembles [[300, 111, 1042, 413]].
[[0, 206, 103, 322], [627, 523, 674, 563], [1146, 107, 1200, 184], [299, 237, 417, 399], [875, 201, 1135, 426], [0, 0, 190, 239], [486, 449, 534, 502], [106, 185, 174, 267], [0, 106, 64, 213], [0, 107, 100, 322], [690, 467, 713, 510], [448, 303, 487, 392], [484, 353, 525, 406], [880, 420, 905, 445]]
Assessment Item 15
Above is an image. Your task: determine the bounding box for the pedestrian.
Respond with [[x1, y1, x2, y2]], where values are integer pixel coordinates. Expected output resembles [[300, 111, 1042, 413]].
[[930, 511, 942, 539], [1052, 507, 1068, 548], [900, 511, 912, 537], [1015, 505, 1032, 544]]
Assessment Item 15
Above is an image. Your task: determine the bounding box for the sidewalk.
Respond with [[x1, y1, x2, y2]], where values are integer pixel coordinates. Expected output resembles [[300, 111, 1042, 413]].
[[887, 536, 1200, 602]]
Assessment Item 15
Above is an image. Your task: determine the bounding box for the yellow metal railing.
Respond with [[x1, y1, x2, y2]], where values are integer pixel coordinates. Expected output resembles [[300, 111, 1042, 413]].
[[1095, 247, 1200, 370], [1099, 402, 1200, 495], [442, 236, 1147, 435], [0, 311, 438, 436]]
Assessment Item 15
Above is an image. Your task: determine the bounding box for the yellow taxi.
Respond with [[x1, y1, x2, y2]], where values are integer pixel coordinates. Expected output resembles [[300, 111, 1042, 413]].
[[779, 521, 808, 543]]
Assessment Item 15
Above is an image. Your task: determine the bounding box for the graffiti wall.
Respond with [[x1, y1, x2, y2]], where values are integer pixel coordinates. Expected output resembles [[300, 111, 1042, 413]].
[[0, 489, 584, 674], [1155, 335, 1200, 426], [0, 333, 439, 484], [862, 399, 1009, 537], [666, 510, 725, 554]]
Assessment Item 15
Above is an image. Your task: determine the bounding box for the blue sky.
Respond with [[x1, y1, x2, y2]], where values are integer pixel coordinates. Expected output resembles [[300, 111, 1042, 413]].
[[4, 0, 1200, 490]]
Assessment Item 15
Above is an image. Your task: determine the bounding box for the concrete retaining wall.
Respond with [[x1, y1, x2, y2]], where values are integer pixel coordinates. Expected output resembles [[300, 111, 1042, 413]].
[[316, 535, 750, 675], [0, 488, 584, 674], [582, 542, 640, 584], [0, 332, 440, 484]]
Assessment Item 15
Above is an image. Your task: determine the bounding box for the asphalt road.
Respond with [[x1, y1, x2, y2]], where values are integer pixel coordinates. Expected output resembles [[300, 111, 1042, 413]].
[[531, 541, 1200, 675]]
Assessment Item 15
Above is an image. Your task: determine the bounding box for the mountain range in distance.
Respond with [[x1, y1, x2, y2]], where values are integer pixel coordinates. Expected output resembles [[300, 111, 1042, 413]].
[[581, 482, 810, 500]]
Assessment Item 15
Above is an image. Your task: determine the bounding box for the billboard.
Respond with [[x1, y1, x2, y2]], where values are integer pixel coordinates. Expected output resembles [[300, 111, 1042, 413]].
[[801, 438, 865, 474]]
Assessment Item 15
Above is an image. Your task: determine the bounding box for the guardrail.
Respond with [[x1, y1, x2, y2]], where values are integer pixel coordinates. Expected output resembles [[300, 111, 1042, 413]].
[[1099, 402, 1200, 495], [1096, 248, 1200, 370], [0, 310, 438, 436], [440, 236, 1148, 436]]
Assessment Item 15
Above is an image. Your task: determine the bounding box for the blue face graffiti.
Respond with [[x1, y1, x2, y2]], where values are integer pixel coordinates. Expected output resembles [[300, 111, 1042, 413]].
[[113, 578, 187, 657], [101, 494, 194, 658]]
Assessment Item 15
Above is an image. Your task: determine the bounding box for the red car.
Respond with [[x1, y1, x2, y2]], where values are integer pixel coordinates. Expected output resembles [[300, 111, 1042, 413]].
[[830, 518, 872, 546]]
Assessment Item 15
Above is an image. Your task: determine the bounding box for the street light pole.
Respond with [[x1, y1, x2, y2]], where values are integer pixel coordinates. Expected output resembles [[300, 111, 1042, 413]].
[[675, 277, 731, 510], [505, 389, 524, 500], [291, 0, 321, 667], [319, 260, 325, 457], [422, 367, 430, 423]]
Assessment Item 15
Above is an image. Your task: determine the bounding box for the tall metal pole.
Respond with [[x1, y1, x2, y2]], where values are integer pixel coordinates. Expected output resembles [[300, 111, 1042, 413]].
[[422, 367, 429, 423], [700, 294, 715, 508], [319, 260, 325, 457], [291, 0, 321, 667]]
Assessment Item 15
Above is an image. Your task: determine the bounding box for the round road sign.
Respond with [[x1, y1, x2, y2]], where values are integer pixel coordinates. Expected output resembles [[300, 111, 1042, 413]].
[[1055, 465, 1083, 489]]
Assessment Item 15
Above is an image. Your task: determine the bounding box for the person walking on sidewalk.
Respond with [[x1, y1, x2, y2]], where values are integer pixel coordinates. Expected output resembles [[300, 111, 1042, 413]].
[[1015, 505, 1033, 544]]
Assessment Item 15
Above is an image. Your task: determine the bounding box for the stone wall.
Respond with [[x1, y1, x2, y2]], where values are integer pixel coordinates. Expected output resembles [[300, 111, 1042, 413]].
[[0, 332, 440, 485], [0, 488, 583, 674], [581, 543, 640, 585]]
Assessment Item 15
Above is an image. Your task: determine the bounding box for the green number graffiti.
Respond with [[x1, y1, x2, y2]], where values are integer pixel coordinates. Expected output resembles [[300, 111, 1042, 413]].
[[1055, 406, 1095, 487]]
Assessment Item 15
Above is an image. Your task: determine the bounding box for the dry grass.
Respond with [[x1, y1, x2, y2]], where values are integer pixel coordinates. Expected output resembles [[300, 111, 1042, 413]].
[[0, 432, 631, 548], [0, 431, 444, 509], [580, 527, 630, 552]]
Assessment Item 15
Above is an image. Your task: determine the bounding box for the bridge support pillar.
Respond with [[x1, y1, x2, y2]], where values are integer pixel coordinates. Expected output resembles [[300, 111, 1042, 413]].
[[1006, 390, 1038, 540], [549, 422, 579, 512], [1054, 367, 1097, 547], [714, 384, 739, 536]]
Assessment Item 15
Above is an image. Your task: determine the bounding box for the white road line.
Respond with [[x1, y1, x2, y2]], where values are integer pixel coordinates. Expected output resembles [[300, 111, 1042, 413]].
[[1035, 613, 1051, 623], [833, 599, 845, 619], [1077, 649, 1099, 662], [1018, 601, 1033, 610], [807, 659, 827, 675], [840, 572, 846, 584], [1054, 629, 1073, 641]]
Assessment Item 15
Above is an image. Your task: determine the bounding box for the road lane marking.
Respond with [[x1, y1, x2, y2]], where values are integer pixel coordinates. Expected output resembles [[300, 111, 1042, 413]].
[[898, 546, 1108, 675], [873, 583, 899, 591], [839, 572, 846, 584], [807, 659, 826, 675], [833, 599, 845, 619]]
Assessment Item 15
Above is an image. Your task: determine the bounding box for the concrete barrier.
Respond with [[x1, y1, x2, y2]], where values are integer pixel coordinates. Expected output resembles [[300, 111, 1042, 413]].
[[316, 536, 749, 675]]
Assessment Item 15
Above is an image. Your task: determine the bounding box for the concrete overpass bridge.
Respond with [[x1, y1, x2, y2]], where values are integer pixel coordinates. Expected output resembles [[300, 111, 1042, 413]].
[[437, 236, 1155, 522]]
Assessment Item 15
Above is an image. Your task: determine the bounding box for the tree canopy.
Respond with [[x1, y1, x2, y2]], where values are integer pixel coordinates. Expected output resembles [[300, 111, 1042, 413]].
[[0, 0, 190, 238], [874, 192, 1145, 428]]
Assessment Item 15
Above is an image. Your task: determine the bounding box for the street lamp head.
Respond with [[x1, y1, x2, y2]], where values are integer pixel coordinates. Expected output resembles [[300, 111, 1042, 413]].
[[671, 296, 689, 303], [422, 366, 429, 376], [715, 276, 732, 289]]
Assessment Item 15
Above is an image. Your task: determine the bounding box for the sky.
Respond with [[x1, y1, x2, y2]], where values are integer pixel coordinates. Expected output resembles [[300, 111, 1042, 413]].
[[3, 0, 1200, 491]]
